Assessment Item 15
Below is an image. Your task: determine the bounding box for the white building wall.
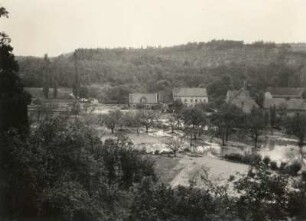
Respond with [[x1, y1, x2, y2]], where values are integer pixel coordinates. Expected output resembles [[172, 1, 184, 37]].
[[175, 96, 208, 107]]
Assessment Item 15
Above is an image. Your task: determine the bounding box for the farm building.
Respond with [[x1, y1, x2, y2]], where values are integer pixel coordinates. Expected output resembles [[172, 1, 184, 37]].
[[263, 87, 306, 113], [225, 88, 258, 113], [173, 88, 208, 107], [264, 87, 304, 99], [129, 93, 159, 108]]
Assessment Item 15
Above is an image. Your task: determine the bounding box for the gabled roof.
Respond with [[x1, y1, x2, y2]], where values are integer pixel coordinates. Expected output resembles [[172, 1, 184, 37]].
[[129, 93, 158, 104], [266, 87, 304, 98], [226, 89, 258, 113], [173, 88, 207, 97], [263, 98, 306, 111]]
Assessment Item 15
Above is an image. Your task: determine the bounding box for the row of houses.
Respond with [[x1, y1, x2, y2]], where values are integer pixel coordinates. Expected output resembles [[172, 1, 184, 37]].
[[226, 86, 306, 114], [25, 86, 306, 114], [129, 88, 208, 108], [130, 86, 306, 114]]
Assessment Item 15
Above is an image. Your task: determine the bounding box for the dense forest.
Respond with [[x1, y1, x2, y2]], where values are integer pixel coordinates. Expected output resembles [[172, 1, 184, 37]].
[[17, 40, 306, 104]]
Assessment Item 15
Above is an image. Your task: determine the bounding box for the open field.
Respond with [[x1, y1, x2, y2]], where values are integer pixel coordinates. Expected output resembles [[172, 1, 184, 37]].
[[151, 154, 248, 188]]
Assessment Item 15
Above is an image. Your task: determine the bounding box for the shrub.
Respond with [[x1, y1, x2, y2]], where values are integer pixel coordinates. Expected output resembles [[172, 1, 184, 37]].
[[228, 175, 235, 182], [32, 98, 42, 105], [270, 161, 278, 170], [135, 103, 146, 109], [263, 156, 271, 165], [183, 147, 191, 152], [151, 104, 162, 110], [280, 162, 288, 171], [301, 170, 306, 181], [284, 160, 302, 176], [224, 153, 245, 163], [224, 153, 262, 165], [130, 180, 218, 221], [244, 154, 262, 165]]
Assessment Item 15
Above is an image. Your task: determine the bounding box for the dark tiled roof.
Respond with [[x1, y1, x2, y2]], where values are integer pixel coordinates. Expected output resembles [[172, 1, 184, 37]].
[[129, 93, 158, 104], [266, 87, 304, 98], [173, 88, 207, 97]]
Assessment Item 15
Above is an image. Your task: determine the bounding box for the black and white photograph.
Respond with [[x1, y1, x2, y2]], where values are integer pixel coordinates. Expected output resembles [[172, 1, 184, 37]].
[[1, 0, 306, 220]]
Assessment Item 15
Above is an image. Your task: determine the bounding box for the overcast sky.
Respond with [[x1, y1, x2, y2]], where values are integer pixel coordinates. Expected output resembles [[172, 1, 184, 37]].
[[1, 0, 306, 57]]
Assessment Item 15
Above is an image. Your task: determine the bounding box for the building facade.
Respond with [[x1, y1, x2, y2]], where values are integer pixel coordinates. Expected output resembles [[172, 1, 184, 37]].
[[129, 93, 159, 108], [263, 87, 306, 113], [173, 88, 208, 107]]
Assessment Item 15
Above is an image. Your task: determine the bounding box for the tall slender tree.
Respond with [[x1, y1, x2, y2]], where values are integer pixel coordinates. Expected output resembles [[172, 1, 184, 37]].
[[52, 59, 58, 99], [246, 107, 267, 149], [42, 54, 51, 99], [72, 50, 81, 98], [211, 103, 245, 153]]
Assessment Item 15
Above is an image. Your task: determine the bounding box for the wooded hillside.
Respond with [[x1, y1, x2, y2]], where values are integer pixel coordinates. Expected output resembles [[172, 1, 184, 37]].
[[17, 40, 306, 104]]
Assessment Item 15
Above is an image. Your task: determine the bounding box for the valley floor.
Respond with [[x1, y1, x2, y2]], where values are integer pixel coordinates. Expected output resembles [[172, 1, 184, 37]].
[[96, 124, 303, 189]]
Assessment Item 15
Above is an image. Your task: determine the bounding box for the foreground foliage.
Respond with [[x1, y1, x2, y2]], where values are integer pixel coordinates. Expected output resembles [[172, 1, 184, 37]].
[[1, 115, 306, 221], [0, 116, 155, 221]]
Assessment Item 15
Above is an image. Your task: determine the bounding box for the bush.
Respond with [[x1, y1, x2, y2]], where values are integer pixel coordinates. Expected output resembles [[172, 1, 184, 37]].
[[130, 180, 218, 221], [154, 150, 160, 155], [151, 104, 162, 110], [244, 154, 262, 165], [224, 153, 245, 163], [284, 160, 302, 176], [301, 170, 306, 181], [183, 147, 191, 152], [32, 98, 42, 105], [280, 162, 288, 171], [263, 156, 271, 165], [270, 161, 278, 170], [224, 153, 261, 165]]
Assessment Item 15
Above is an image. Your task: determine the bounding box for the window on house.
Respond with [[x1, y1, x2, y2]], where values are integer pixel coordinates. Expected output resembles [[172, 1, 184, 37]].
[[190, 99, 193, 102], [195, 99, 198, 103], [184, 99, 187, 102]]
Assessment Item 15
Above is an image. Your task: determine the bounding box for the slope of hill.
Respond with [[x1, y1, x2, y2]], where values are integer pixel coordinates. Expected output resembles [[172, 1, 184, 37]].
[[17, 40, 306, 103]]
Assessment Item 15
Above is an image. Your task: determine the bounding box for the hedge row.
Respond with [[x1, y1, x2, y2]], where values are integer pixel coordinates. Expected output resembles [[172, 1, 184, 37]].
[[224, 153, 302, 176]]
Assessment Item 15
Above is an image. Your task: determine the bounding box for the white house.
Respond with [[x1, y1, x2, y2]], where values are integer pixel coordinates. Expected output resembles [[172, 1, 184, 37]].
[[173, 88, 208, 107]]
